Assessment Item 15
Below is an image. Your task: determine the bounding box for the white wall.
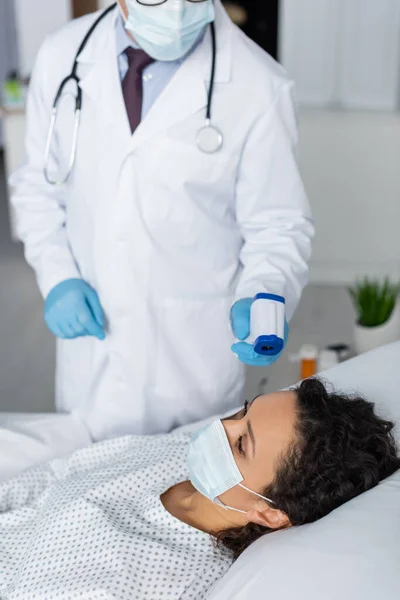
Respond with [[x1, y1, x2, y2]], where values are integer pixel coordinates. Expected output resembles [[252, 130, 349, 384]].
[[300, 110, 400, 285], [280, 0, 341, 107], [339, 0, 400, 110], [279, 0, 400, 284], [98, 0, 114, 8], [13, 0, 71, 77], [280, 0, 400, 111]]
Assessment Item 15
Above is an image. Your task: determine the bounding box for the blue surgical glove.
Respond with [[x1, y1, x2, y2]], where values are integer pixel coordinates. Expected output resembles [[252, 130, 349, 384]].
[[44, 278, 106, 340], [230, 298, 289, 366]]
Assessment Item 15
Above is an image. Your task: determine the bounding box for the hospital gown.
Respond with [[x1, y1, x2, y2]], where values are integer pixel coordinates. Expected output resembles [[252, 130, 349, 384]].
[[0, 432, 232, 599]]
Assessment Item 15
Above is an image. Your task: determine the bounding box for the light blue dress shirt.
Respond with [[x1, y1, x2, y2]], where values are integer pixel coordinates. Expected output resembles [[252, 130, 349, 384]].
[[115, 15, 183, 120]]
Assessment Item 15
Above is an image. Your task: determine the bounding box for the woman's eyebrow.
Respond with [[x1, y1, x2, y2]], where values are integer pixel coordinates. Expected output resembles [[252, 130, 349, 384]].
[[247, 419, 256, 458]]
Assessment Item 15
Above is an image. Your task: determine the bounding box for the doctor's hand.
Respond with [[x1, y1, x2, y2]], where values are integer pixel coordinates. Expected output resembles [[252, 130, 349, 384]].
[[44, 279, 106, 340], [230, 298, 289, 367]]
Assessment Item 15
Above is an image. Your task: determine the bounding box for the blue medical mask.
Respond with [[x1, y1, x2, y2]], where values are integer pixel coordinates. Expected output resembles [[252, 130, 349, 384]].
[[124, 0, 215, 62], [187, 420, 275, 514]]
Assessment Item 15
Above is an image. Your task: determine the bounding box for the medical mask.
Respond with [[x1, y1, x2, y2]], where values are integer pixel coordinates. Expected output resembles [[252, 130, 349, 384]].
[[187, 420, 275, 514], [124, 0, 215, 62]]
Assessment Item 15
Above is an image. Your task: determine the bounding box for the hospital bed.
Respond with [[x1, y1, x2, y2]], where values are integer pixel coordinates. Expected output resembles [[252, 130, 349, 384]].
[[1, 341, 400, 600]]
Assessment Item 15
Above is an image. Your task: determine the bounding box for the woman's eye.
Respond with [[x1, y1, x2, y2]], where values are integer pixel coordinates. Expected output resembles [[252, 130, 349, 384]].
[[237, 435, 245, 457], [243, 401, 249, 417]]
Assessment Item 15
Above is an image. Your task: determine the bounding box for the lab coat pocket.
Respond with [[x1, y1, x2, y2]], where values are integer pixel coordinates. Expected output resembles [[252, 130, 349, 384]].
[[145, 135, 233, 223], [150, 296, 243, 412], [56, 337, 93, 413]]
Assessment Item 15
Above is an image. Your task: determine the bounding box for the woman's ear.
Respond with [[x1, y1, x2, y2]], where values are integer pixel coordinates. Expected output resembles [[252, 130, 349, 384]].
[[247, 507, 291, 530]]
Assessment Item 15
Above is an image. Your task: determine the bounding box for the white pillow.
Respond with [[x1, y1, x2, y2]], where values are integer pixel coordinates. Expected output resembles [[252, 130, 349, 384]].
[[0, 412, 92, 481], [209, 341, 400, 600]]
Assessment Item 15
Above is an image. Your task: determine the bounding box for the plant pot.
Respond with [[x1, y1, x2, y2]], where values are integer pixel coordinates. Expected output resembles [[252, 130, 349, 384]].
[[354, 303, 400, 355]]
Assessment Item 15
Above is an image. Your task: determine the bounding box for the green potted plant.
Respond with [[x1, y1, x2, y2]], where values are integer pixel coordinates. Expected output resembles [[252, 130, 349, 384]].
[[349, 278, 400, 355]]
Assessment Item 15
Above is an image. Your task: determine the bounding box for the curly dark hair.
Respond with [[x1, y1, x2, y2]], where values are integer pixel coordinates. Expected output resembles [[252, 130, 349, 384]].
[[216, 378, 400, 559]]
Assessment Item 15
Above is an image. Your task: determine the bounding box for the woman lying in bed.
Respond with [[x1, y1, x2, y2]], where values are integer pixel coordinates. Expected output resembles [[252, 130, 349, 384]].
[[0, 379, 399, 600]]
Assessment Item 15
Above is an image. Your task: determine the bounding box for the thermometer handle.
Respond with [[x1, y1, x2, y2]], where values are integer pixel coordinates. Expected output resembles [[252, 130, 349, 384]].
[[249, 294, 285, 357]]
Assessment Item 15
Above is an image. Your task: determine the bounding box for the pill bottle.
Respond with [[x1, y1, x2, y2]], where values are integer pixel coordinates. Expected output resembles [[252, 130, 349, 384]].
[[299, 345, 318, 380]]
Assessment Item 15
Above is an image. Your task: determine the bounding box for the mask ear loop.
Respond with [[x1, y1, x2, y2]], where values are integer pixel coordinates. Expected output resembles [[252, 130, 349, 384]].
[[239, 484, 275, 505], [214, 486, 276, 514], [214, 497, 247, 515]]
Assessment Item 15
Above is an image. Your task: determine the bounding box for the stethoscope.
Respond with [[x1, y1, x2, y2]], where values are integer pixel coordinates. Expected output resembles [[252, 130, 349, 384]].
[[44, 3, 222, 186]]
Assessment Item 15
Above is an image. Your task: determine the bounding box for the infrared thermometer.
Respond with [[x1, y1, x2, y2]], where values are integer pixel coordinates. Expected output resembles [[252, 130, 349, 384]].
[[248, 293, 286, 356]]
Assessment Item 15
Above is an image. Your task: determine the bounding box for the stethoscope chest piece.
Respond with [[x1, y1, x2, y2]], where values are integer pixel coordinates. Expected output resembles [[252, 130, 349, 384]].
[[197, 120, 223, 154]]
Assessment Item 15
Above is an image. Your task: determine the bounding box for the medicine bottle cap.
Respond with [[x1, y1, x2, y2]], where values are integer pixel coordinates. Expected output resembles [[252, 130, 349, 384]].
[[299, 344, 318, 360]]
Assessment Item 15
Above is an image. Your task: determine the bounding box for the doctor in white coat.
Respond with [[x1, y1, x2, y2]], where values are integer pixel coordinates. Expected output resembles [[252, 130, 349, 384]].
[[11, 0, 313, 441]]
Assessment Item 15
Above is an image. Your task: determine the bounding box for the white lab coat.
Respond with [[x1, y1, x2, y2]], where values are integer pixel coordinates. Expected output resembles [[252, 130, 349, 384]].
[[11, 1, 313, 441]]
